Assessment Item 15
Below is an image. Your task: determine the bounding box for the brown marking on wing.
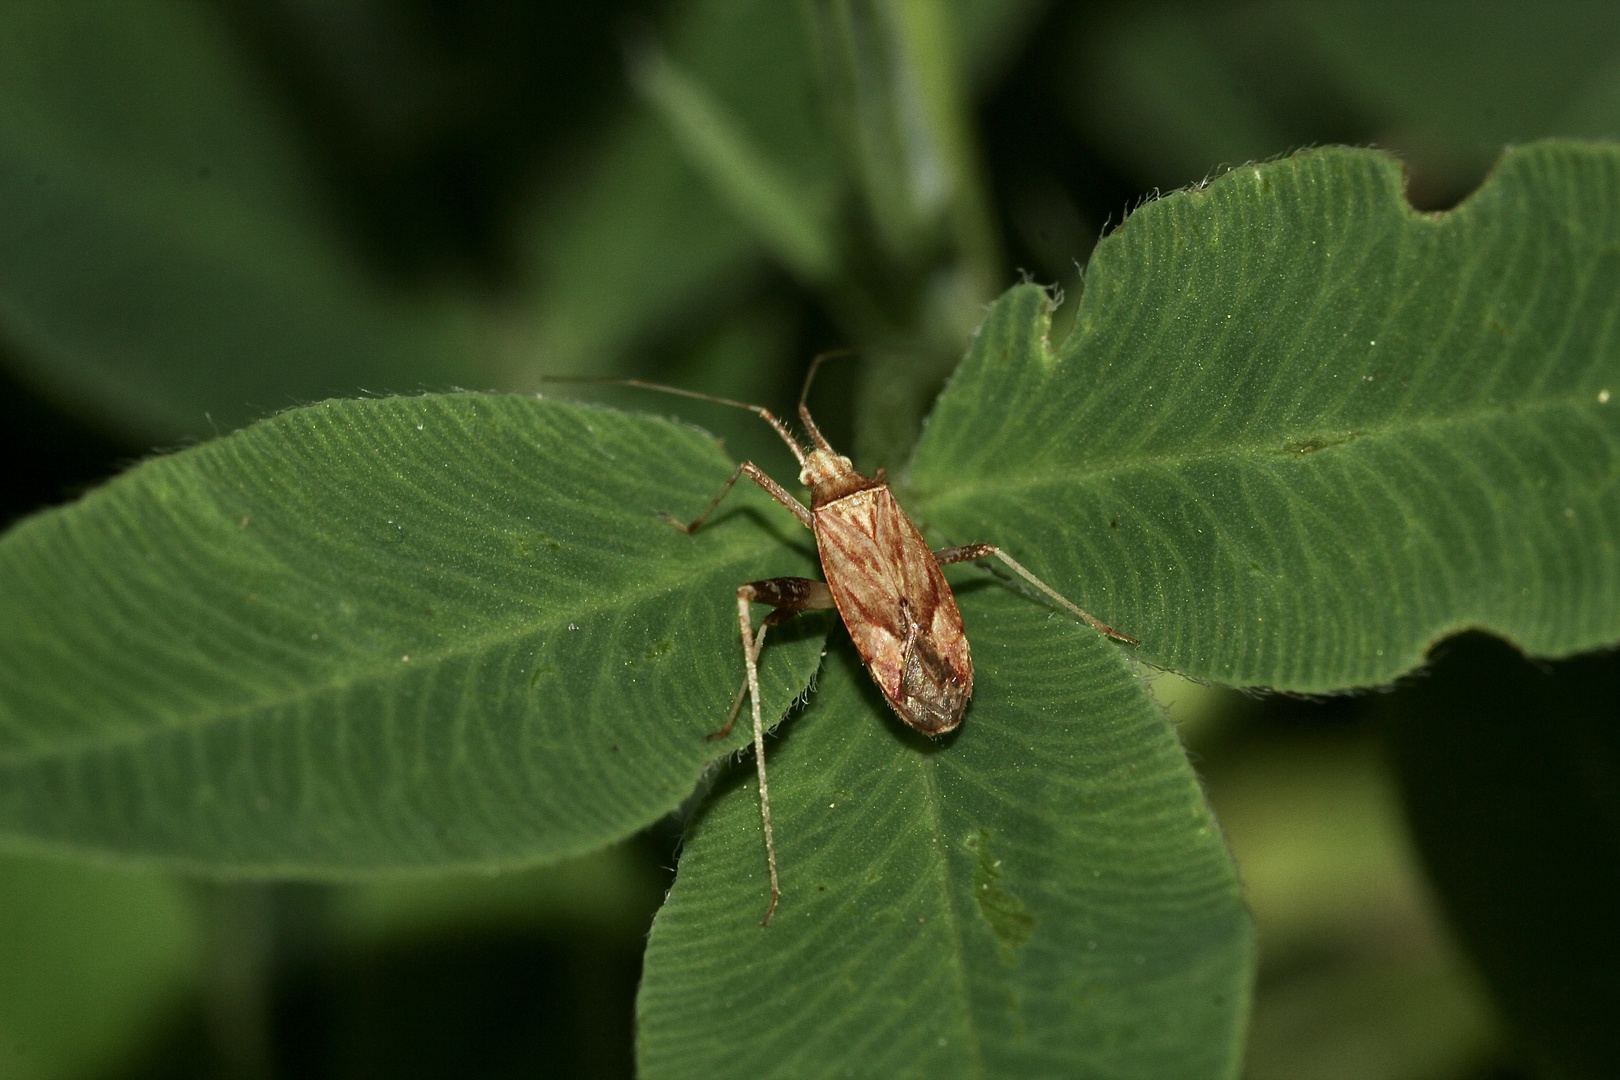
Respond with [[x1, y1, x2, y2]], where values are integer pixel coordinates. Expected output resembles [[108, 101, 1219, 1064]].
[[813, 487, 972, 734]]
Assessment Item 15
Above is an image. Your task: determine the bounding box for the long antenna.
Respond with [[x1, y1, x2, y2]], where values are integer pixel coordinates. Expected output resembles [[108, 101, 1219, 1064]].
[[795, 348, 857, 454], [537, 375, 808, 466]]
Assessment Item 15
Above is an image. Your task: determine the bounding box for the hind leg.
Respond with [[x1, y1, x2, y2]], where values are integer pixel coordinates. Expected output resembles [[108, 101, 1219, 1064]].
[[721, 576, 835, 925]]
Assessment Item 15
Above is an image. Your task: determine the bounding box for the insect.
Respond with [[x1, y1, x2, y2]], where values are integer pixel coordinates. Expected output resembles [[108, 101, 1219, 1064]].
[[556, 356, 1136, 924]]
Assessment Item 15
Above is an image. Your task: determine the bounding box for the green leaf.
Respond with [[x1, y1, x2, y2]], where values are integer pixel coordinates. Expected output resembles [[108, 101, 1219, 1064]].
[[1379, 632, 1620, 1080], [637, 588, 1251, 1080], [0, 394, 824, 871], [0, 2, 487, 441], [911, 143, 1620, 692]]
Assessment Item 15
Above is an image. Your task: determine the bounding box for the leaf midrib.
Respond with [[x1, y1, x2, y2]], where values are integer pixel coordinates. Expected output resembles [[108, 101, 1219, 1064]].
[[917, 751, 987, 1078], [915, 391, 1610, 511], [0, 552, 822, 769]]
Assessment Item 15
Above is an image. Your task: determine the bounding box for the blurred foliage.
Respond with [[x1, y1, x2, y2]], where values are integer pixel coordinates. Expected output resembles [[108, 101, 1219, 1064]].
[[1, 1, 1618, 1078], [1381, 635, 1620, 1080], [1188, 697, 1504, 1080], [0, 854, 200, 1080], [1066, 0, 1620, 207], [0, 1, 489, 441]]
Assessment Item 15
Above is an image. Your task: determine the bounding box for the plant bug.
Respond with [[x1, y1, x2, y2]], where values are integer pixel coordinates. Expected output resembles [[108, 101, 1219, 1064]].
[[550, 355, 1136, 924]]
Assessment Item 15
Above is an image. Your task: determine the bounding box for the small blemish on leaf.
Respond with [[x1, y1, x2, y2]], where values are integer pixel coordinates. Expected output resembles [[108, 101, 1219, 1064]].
[[530, 664, 556, 688], [1278, 431, 1364, 455], [642, 639, 673, 661], [963, 829, 1035, 963]]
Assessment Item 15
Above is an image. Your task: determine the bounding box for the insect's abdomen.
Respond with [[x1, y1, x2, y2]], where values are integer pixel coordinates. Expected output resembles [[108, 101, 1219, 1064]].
[[814, 488, 972, 735]]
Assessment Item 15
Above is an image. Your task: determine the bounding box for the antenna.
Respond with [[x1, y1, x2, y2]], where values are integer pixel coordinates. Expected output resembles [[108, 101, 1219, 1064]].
[[537, 376, 809, 467], [795, 348, 857, 454]]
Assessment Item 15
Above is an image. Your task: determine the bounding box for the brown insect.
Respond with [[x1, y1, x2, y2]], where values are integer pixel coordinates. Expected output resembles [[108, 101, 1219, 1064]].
[[557, 357, 1136, 924]]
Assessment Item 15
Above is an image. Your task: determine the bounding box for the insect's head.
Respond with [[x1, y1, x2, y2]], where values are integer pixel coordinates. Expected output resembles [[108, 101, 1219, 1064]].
[[799, 448, 856, 487]]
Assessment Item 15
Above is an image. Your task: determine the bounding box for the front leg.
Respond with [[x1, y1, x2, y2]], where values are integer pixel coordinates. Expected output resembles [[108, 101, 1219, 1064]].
[[665, 461, 814, 534], [934, 544, 1138, 645]]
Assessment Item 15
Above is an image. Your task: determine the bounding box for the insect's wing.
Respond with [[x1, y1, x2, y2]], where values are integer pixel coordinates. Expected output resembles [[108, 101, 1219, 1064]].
[[815, 489, 972, 727]]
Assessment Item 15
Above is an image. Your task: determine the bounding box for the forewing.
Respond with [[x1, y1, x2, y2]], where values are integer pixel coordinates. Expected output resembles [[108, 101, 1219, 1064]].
[[815, 489, 970, 705]]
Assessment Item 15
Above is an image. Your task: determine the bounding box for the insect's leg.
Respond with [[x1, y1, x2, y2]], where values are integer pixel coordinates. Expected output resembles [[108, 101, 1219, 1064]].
[[709, 578, 835, 741], [664, 462, 814, 534], [934, 544, 1139, 645], [717, 619, 769, 743], [724, 577, 836, 927], [735, 586, 780, 925]]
